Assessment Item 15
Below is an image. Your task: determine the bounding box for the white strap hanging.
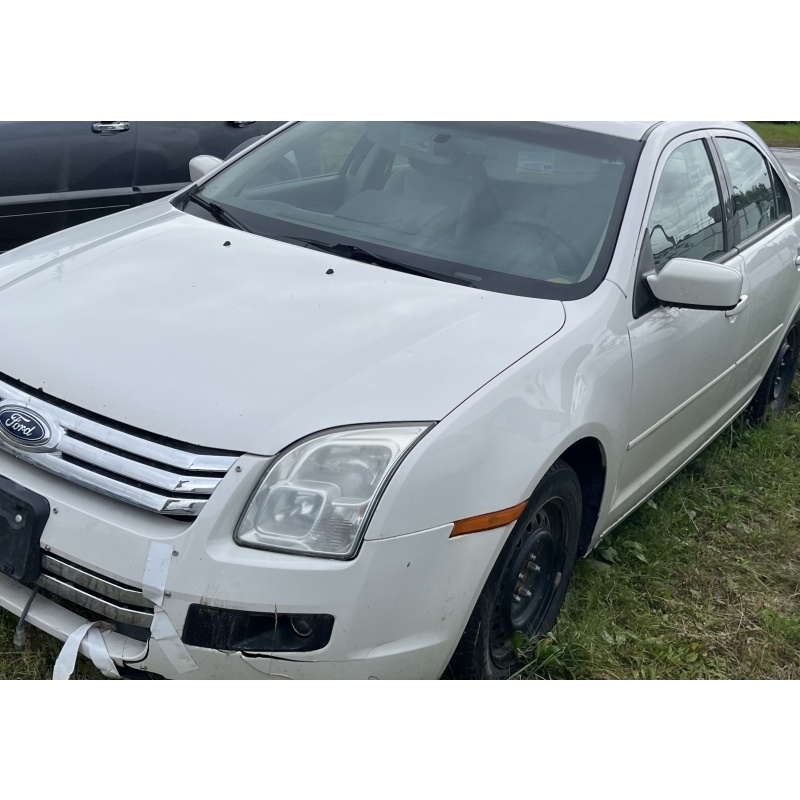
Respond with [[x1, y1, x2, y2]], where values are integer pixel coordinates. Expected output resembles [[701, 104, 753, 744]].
[[53, 621, 120, 680]]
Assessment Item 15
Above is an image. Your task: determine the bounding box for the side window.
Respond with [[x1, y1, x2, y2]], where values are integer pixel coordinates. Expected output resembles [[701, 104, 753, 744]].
[[647, 140, 725, 270], [716, 138, 778, 242]]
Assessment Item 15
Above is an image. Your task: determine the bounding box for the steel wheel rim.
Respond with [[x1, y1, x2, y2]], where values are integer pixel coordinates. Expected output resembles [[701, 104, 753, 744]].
[[489, 498, 567, 666]]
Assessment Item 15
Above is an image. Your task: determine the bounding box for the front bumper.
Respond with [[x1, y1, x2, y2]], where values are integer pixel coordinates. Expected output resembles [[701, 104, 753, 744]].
[[0, 448, 507, 679]]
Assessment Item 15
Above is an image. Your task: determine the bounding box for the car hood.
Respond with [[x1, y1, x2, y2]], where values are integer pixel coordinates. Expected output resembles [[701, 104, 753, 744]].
[[0, 203, 565, 454]]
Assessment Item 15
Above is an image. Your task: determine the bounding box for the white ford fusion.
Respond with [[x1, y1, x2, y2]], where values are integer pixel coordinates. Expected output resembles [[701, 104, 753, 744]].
[[0, 121, 798, 680]]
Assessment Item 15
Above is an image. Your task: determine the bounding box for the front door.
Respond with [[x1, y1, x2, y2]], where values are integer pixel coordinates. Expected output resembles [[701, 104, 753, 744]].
[[613, 135, 748, 517]]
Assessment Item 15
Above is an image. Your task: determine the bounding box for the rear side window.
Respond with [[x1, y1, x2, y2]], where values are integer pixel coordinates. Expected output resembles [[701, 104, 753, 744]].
[[647, 140, 725, 270], [716, 137, 778, 243]]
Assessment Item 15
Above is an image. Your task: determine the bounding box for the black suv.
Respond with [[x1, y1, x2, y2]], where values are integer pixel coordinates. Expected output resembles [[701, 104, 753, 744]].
[[0, 121, 283, 252]]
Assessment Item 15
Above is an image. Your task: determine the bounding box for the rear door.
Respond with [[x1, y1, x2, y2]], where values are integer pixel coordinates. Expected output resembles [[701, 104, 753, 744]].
[[711, 133, 800, 402], [0, 121, 137, 252], [133, 122, 284, 204]]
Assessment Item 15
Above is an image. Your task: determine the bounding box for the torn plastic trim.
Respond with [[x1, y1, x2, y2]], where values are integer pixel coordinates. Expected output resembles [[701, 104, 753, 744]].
[[140, 541, 199, 674], [0, 571, 148, 663]]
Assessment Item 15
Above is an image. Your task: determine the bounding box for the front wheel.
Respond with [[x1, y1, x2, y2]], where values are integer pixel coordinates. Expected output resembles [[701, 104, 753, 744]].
[[447, 460, 582, 679], [747, 318, 800, 424]]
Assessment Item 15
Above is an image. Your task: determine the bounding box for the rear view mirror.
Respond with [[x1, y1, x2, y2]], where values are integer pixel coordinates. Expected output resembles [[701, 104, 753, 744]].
[[188, 155, 223, 183], [646, 258, 742, 311]]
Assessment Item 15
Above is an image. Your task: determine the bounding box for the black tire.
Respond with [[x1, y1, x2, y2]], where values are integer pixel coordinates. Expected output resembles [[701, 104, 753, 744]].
[[447, 460, 582, 679], [746, 317, 800, 425]]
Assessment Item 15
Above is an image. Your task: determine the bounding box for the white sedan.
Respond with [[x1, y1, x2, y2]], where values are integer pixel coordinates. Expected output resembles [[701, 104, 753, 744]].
[[0, 121, 797, 680]]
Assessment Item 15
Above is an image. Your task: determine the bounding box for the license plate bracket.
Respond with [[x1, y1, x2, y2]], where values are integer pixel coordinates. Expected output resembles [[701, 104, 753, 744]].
[[0, 474, 50, 583]]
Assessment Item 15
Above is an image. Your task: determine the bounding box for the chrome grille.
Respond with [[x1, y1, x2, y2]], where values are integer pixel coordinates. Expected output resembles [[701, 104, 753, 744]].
[[37, 554, 155, 628], [0, 375, 240, 516]]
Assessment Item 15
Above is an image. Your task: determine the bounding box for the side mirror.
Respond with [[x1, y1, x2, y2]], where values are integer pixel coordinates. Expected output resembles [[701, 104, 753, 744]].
[[188, 155, 223, 183], [646, 258, 742, 311]]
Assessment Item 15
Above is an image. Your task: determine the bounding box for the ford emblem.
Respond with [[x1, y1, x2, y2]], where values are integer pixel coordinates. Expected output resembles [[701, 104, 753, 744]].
[[0, 406, 51, 447]]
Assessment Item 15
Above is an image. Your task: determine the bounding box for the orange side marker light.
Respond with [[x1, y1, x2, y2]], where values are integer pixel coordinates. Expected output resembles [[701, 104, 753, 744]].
[[450, 501, 528, 538]]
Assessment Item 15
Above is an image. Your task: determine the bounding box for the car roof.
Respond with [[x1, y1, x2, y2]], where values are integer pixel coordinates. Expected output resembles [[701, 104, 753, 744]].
[[552, 121, 660, 140], [553, 121, 760, 142]]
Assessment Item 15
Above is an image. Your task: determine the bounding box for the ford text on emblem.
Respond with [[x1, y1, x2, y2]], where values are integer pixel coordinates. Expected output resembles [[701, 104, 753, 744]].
[[0, 407, 51, 447]]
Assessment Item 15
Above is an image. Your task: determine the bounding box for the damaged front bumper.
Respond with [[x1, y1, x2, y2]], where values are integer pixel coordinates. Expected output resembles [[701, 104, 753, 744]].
[[0, 449, 505, 680]]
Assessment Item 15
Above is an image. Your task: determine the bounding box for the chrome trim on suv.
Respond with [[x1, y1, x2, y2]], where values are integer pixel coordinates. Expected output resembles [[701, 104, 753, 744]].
[[0, 376, 240, 516]]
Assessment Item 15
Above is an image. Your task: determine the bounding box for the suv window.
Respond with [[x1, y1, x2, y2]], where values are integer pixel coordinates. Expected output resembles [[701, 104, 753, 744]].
[[716, 137, 778, 243], [647, 140, 725, 270]]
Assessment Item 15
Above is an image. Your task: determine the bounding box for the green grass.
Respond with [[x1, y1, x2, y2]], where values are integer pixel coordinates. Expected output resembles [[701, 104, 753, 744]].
[[2, 381, 800, 680], [515, 377, 800, 680], [746, 122, 800, 148], [0, 620, 102, 679]]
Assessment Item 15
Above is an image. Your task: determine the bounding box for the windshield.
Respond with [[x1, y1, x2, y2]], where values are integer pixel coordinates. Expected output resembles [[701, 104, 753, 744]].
[[181, 122, 642, 299]]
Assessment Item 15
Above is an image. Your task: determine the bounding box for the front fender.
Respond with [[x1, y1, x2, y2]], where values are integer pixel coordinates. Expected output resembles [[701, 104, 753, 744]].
[[366, 280, 632, 544]]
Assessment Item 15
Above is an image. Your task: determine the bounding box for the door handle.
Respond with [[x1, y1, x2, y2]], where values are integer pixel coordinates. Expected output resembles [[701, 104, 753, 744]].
[[92, 121, 130, 135], [228, 121, 256, 127], [725, 294, 749, 318]]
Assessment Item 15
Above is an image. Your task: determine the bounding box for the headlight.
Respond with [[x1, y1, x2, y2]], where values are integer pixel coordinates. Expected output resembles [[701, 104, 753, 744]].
[[235, 424, 432, 559]]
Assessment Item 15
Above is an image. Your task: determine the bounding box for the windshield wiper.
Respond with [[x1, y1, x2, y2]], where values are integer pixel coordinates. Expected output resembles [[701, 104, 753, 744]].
[[183, 190, 250, 232], [282, 237, 476, 288]]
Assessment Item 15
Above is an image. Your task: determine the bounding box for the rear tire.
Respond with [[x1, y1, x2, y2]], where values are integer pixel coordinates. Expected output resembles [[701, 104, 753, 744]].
[[447, 460, 582, 679], [747, 317, 800, 424]]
